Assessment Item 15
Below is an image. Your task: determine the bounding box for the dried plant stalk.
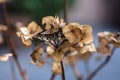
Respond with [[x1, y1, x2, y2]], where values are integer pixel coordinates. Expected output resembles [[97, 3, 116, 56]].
[[2, 2, 28, 80], [86, 48, 115, 80]]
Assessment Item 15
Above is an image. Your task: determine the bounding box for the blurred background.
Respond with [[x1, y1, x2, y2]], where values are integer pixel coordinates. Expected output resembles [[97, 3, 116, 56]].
[[0, 0, 120, 80]]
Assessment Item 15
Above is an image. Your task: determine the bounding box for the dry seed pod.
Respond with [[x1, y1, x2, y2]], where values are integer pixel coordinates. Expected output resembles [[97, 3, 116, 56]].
[[27, 21, 43, 33], [30, 46, 43, 62], [52, 62, 62, 74]]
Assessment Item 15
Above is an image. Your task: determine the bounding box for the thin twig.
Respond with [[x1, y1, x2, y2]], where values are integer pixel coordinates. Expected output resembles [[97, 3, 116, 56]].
[[61, 61, 65, 80], [50, 73, 56, 80], [64, 0, 68, 24], [2, 2, 28, 80], [86, 48, 115, 80], [10, 58, 17, 80], [70, 64, 82, 80]]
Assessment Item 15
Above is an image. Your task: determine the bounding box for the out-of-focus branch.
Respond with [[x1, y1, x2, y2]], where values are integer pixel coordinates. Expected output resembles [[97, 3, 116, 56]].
[[64, 0, 68, 24], [50, 73, 56, 80], [2, 2, 28, 80], [70, 63, 82, 80], [61, 61, 65, 80], [86, 48, 115, 80]]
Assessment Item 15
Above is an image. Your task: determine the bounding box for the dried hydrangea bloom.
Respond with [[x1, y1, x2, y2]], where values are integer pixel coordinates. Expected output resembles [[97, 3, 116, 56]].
[[52, 62, 62, 74], [16, 21, 43, 47], [30, 46, 43, 63], [97, 31, 114, 55], [42, 16, 66, 34]]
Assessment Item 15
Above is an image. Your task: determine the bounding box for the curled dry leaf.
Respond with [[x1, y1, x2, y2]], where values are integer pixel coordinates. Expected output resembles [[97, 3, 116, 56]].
[[30, 46, 43, 63], [0, 53, 13, 61], [52, 62, 62, 74]]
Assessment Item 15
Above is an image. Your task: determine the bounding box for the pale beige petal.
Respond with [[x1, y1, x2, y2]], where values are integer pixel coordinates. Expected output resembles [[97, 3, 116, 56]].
[[46, 45, 55, 56], [21, 35, 32, 48], [82, 25, 93, 34]]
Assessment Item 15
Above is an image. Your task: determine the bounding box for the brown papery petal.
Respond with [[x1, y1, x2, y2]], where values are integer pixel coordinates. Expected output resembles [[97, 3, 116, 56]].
[[82, 33, 94, 45], [27, 21, 43, 33], [82, 25, 93, 34], [21, 35, 31, 48]]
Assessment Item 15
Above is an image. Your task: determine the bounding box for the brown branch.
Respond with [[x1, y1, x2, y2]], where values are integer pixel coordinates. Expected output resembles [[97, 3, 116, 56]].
[[64, 0, 68, 24], [2, 2, 28, 80], [61, 61, 65, 80], [50, 73, 56, 80], [86, 48, 115, 80], [70, 63, 82, 80], [10, 58, 17, 80]]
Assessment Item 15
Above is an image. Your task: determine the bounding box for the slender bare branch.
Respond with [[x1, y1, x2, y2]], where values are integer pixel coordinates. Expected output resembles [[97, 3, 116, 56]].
[[61, 61, 65, 80], [50, 73, 56, 80], [2, 2, 28, 80], [86, 48, 115, 80]]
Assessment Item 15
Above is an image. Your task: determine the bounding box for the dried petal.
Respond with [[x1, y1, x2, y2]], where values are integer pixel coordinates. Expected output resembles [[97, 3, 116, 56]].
[[97, 45, 111, 55], [82, 25, 93, 34], [82, 33, 94, 45], [0, 53, 13, 61], [27, 21, 43, 33], [52, 62, 62, 74], [19, 27, 29, 35], [30, 46, 43, 63], [21, 35, 31, 48], [46, 45, 55, 56], [42, 16, 54, 30]]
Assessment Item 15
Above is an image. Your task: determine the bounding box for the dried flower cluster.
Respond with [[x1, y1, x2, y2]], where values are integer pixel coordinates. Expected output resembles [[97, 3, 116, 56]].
[[16, 16, 96, 74], [97, 31, 120, 55]]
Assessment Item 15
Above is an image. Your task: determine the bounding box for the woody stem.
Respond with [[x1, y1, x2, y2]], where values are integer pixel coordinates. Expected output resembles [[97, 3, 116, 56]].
[[61, 61, 65, 80], [86, 48, 115, 80], [2, 2, 28, 80]]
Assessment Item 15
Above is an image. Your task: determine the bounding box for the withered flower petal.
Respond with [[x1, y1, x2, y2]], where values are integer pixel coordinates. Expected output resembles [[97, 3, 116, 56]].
[[30, 46, 43, 63], [27, 21, 43, 33], [52, 62, 62, 74], [82, 25, 93, 34]]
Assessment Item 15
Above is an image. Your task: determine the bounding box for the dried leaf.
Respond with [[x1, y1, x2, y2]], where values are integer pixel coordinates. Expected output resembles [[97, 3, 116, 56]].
[[0, 53, 12, 61], [19, 27, 30, 35], [52, 62, 62, 74]]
